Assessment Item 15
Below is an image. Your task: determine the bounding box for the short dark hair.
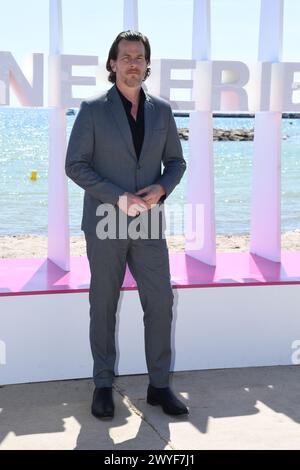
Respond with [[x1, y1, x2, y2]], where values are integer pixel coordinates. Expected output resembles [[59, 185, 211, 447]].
[[106, 31, 151, 83]]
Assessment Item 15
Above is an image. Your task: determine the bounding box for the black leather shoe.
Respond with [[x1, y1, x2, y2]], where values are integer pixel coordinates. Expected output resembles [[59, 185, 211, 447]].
[[91, 387, 114, 419], [147, 384, 189, 416]]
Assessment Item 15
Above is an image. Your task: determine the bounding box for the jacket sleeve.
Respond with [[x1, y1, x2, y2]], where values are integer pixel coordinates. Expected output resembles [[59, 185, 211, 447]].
[[156, 105, 186, 199], [65, 101, 125, 205]]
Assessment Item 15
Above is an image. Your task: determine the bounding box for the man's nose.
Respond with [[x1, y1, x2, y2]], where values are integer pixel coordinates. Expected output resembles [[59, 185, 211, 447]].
[[129, 58, 140, 65]]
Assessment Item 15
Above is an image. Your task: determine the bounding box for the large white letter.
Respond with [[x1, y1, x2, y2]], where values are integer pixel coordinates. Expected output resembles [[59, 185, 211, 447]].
[[0, 51, 44, 106], [271, 62, 300, 112], [212, 60, 249, 111], [48, 54, 98, 108], [160, 59, 196, 110]]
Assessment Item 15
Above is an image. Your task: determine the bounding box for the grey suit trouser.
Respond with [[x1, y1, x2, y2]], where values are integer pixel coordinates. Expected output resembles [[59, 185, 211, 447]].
[[85, 233, 174, 388]]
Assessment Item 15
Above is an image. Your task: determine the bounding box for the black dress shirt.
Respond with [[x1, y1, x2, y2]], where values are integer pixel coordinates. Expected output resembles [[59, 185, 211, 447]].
[[116, 86, 146, 160]]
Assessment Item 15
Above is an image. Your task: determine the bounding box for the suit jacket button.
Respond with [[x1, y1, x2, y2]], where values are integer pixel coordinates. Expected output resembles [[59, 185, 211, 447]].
[[137, 165, 141, 170]]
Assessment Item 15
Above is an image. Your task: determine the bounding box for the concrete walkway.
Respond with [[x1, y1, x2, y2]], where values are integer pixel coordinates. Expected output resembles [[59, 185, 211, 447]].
[[1, 365, 300, 450]]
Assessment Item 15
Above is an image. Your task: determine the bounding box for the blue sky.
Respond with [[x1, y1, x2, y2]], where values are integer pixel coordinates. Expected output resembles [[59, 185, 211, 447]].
[[1, 0, 300, 104], [1, 0, 300, 60]]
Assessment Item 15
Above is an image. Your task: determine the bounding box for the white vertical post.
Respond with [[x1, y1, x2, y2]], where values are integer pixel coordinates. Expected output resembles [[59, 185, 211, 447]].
[[250, 0, 284, 262], [192, 0, 211, 61], [123, 0, 139, 30], [186, 0, 216, 266], [48, 0, 70, 271]]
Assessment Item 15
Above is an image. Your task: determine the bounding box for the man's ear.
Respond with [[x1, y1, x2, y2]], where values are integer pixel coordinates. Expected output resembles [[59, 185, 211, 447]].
[[110, 60, 116, 72]]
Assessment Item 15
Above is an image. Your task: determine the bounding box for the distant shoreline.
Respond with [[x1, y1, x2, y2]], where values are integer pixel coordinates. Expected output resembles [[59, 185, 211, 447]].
[[1, 231, 299, 259], [3, 108, 298, 119], [174, 112, 300, 119]]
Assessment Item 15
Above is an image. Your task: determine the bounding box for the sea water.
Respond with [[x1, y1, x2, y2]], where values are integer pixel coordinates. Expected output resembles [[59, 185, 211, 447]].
[[0, 108, 299, 236]]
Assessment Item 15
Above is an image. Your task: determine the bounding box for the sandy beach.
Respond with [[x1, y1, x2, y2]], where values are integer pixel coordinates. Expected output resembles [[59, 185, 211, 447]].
[[0, 231, 299, 259]]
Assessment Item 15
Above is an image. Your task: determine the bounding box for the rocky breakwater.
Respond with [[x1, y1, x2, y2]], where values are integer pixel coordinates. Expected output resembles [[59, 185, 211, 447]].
[[178, 128, 255, 141]]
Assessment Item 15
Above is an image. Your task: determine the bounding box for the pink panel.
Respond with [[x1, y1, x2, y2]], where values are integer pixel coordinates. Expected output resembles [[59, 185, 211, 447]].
[[0, 252, 299, 297]]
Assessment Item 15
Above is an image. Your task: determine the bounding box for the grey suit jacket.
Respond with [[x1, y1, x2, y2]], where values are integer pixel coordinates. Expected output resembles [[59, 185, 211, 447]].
[[65, 85, 186, 234]]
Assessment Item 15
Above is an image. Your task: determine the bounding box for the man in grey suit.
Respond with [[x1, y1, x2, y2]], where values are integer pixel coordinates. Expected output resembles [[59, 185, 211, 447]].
[[65, 31, 187, 418]]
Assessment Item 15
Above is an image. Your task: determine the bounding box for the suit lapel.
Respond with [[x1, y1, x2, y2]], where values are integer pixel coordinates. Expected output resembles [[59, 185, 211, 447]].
[[139, 93, 155, 163], [107, 85, 155, 163], [107, 85, 136, 160]]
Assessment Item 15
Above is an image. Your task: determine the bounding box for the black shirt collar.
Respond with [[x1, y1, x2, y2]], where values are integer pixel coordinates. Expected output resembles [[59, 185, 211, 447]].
[[116, 86, 146, 112]]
